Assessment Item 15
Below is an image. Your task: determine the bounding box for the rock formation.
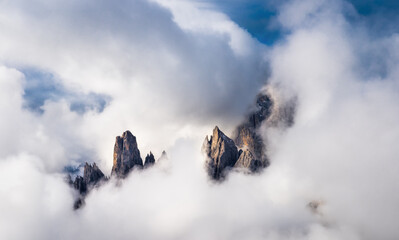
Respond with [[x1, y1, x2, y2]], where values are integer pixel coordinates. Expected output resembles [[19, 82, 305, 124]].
[[71, 162, 105, 209], [202, 126, 239, 180], [111, 130, 143, 178], [66, 130, 166, 209], [233, 93, 273, 170], [144, 152, 155, 167], [234, 149, 263, 172], [73, 176, 87, 195], [84, 162, 105, 185], [158, 150, 167, 161], [203, 85, 297, 180]]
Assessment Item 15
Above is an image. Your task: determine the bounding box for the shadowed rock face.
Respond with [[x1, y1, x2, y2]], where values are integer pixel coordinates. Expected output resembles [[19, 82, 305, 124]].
[[203, 126, 239, 180], [112, 131, 143, 178], [72, 162, 105, 209], [73, 176, 87, 195], [158, 150, 167, 161], [144, 152, 155, 167], [203, 86, 297, 180], [84, 162, 105, 185]]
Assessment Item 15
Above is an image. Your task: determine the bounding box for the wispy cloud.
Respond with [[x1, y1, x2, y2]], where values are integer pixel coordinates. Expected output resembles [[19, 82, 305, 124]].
[[0, 0, 399, 239]]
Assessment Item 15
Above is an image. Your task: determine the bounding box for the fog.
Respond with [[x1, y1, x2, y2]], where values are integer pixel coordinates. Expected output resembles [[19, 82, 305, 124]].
[[1, 0, 399, 239]]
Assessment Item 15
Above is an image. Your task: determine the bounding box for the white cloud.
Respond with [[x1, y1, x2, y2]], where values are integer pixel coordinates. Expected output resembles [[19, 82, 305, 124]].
[[0, 0, 399, 239]]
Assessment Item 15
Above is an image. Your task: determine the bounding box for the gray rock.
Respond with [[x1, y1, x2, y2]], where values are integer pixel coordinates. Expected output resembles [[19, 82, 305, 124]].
[[144, 152, 155, 167], [71, 162, 106, 209], [83, 162, 105, 185], [73, 176, 87, 195], [234, 149, 263, 172], [234, 93, 273, 170], [111, 130, 143, 178], [158, 150, 168, 161], [203, 126, 239, 180]]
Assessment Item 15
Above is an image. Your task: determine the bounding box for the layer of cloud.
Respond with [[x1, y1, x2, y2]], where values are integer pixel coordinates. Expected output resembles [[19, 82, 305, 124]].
[[0, 0, 399, 239]]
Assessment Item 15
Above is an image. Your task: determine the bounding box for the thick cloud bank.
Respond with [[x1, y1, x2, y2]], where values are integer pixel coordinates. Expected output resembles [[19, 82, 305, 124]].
[[1, 0, 399, 239]]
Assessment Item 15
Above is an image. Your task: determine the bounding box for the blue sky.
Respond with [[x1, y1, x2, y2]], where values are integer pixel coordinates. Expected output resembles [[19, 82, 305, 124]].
[[212, 0, 399, 44], [1, 0, 399, 239], [22, 68, 109, 114], [21, 0, 399, 114]]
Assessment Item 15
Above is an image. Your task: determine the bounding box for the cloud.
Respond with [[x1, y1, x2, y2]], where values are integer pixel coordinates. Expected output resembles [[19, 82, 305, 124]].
[[1, 0, 399, 239], [0, 0, 270, 167]]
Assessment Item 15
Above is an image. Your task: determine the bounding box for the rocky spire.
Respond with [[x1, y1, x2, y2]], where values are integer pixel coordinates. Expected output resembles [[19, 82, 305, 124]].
[[202, 86, 298, 179], [233, 93, 273, 170], [71, 162, 106, 209], [203, 126, 239, 180], [111, 130, 143, 178], [144, 152, 155, 167], [73, 176, 87, 195], [158, 150, 167, 161], [83, 162, 105, 185], [234, 149, 263, 172]]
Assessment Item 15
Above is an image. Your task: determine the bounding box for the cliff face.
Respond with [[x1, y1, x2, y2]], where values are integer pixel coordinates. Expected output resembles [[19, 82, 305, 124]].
[[202, 93, 272, 180], [73, 162, 105, 195], [203, 86, 297, 180], [111, 131, 143, 178], [203, 126, 239, 180], [67, 130, 165, 209], [234, 149, 263, 172], [234, 93, 273, 170], [71, 162, 105, 209], [84, 162, 105, 185]]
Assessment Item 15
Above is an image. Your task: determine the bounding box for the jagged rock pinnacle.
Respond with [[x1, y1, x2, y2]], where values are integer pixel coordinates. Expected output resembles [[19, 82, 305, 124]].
[[234, 149, 263, 172], [203, 126, 239, 180], [111, 130, 143, 178], [84, 162, 105, 185], [234, 93, 272, 169], [144, 152, 155, 167], [72, 162, 105, 209]]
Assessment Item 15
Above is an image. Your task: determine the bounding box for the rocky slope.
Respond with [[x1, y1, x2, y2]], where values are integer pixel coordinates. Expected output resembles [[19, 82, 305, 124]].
[[67, 86, 297, 205], [68, 162, 105, 209], [202, 126, 239, 180], [203, 86, 297, 180], [233, 92, 273, 170]]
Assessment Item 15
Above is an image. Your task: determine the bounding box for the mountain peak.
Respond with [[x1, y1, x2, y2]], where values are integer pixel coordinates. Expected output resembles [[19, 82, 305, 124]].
[[203, 126, 239, 180], [144, 152, 155, 167], [111, 130, 143, 178]]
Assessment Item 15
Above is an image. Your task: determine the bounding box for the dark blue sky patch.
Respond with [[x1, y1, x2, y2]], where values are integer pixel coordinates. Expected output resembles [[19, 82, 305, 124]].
[[63, 163, 84, 176], [21, 68, 111, 114], [209, 0, 399, 45], [350, 0, 399, 16], [208, 0, 282, 45], [346, 0, 399, 37]]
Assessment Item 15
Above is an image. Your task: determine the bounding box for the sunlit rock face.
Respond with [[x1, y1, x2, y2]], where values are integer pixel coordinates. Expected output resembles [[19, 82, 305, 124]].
[[203, 126, 239, 180], [234, 149, 263, 172], [203, 85, 297, 180], [111, 130, 143, 178], [66, 130, 166, 209], [233, 93, 273, 170], [264, 87, 297, 129]]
